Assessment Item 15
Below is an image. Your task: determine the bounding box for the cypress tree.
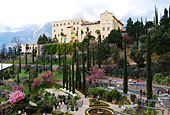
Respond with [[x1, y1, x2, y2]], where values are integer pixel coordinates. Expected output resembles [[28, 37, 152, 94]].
[[82, 47, 86, 93], [69, 64, 71, 92], [29, 67, 31, 92], [123, 37, 128, 94], [17, 68, 19, 85], [87, 40, 90, 71], [72, 53, 75, 94], [74, 41, 76, 62], [63, 52, 66, 89], [76, 51, 78, 88], [89, 49, 91, 68], [98, 40, 101, 68], [146, 33, 152, 99], [59, 45, 61, 67], [36, 57, 38, 77], [66, 62, 68, 90], [50, 49, 53, 72], [43, 55, 45, 71], [25, 52, 27, 66], [12, 55, 15, 73], [93, 47, 95, 66], [32, 44, 34, 63], [19, 50, 21, 73], [79, 53, 81, 90]]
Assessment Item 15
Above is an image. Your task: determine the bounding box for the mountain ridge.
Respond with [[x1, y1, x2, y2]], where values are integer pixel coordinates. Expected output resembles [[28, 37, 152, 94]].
[[0, 22, 52, 48]]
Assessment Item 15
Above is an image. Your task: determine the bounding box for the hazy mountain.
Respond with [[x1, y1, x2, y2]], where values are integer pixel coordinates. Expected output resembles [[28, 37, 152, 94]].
[[0, 22, 52, 48]]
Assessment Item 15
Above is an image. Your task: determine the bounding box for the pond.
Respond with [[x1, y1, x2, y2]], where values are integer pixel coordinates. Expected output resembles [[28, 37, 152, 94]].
[[87, 108, 114, 115]]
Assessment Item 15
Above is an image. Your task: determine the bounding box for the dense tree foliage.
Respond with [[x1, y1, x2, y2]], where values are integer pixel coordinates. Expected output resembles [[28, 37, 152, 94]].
[[104, 30, 122, 49], [37, 34, 51, 44]]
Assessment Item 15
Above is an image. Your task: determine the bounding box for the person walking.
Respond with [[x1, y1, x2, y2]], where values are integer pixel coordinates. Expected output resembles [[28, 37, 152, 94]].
[[168, 89, 170, 95], [67, 104, 69, 111], [140, 89, 142, 97], [55, 101, 58, 109], [142, 89, 145, 97], [157, 88, 159, 95], [137, 78, 139, 84], [59, 102, 61, 110]]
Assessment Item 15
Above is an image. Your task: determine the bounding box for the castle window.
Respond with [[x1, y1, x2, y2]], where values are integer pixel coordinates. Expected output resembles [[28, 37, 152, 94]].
[[57, 24, 58, 26], [64, 23, 66, 26], [103, 19, 105, 24], [68, 23, 70, 25], [77, 22, 79, 25], [77, 27, 79, 30], [61, 29, 63, 31], [58, 34, 60, 36], [73, 22, 75, 25], [107, 19, 110, 23], [103, 27, 105, 31], [60, 24, 62, 26], [102, 35, 105, 39], [53, 25, 55, 27], [107, 27, 110, 31], [54, 30, 56, 32]]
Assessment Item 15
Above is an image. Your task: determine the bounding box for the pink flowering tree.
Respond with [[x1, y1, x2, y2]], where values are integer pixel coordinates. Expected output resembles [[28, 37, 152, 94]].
[[12, 85, 24, 92], [9, 90, 25, 103], [123, 35, 133, 44], [87, 66, 105, 83], [41, 70, 54, 82], [32, 77, 42, 88]]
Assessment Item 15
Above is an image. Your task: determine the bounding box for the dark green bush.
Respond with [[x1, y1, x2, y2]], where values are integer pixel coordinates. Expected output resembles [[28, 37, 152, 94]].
[[94, 100, 100, 104], [109, 89, 121, 102], [52, 110, 64, 115]]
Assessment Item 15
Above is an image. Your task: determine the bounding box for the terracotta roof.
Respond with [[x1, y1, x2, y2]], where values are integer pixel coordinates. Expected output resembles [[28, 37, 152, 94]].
[[81, 21, 100, 25]]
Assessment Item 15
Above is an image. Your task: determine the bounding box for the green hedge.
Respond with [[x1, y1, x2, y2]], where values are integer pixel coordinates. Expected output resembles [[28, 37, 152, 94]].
[[44, 43, 80, 55], [89, 99, 109, 107]]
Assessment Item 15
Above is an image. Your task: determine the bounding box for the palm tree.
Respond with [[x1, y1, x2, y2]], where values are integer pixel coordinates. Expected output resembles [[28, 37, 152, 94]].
[[60, 32, 64, 43]]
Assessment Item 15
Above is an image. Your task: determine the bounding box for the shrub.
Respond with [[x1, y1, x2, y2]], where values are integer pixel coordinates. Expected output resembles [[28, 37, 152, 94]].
[[97, 88, 105, 98], [103, 90, 110, 101], [91, 98, 96, 102], [109, 89, 121, 102], [94, 100, 100, 104], [52, 110, 64, 115], [88, 88, 98, 97]]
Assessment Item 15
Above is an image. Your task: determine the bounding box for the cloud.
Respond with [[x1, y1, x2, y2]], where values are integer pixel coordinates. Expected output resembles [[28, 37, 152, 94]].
[[0, 0, 169, 27]]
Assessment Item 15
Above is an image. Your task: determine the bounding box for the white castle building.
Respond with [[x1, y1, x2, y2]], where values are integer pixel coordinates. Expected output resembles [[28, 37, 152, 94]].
[[52, 11, 123, 43]]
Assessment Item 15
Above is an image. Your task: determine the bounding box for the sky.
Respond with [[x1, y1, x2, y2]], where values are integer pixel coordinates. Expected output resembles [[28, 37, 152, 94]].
[[0, 0, 170, 28]]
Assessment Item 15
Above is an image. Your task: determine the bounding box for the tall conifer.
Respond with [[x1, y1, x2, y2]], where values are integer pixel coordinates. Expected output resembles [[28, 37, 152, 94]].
[[123, 37, 128, 94], [146, 33, 152, 99]]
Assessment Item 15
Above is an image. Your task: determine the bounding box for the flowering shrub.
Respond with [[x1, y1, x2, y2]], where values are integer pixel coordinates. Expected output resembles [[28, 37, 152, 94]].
[[41, 70, 54, 82], [12, 85, 24, 92], [9, 90, 25, 103], [90, 40, 98, 50], [123, 35, 133, 44], [32, 77, 42, 87], [87, 66, 105, 82]]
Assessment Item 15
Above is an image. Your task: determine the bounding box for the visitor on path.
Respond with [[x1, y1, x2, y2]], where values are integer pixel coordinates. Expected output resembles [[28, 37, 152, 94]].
[[168, 89, 170, 95], [55, 101, 58, 109], [157, 88, 159, 95], [59, 102, 61, 110], [142, 89, 145, 97], [140, 89, 142, 97], [97, 95, 100, 100], [67, 104, 69, 111], [137, 78, 139, 84]]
